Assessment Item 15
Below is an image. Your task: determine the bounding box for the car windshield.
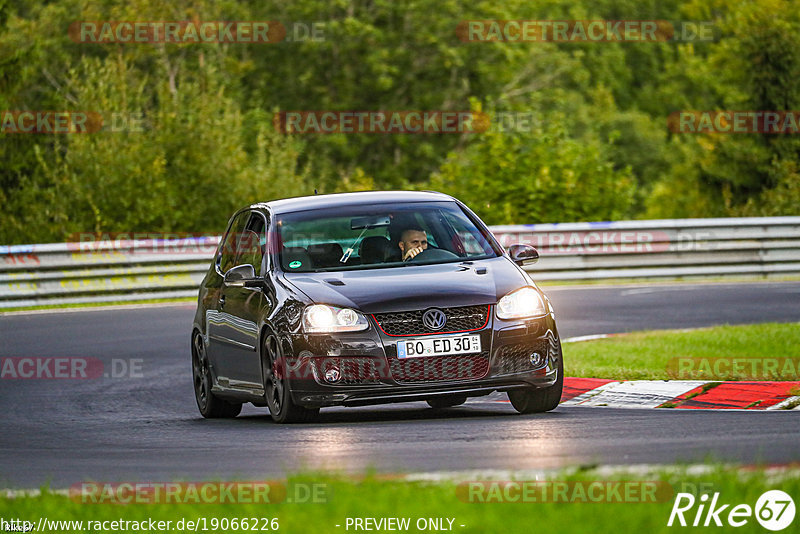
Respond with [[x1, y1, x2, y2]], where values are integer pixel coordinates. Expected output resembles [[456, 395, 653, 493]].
[[276, 201, 500, 272]]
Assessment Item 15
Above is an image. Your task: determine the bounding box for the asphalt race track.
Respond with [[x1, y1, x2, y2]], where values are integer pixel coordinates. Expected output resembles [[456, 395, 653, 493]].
[[1, 281, 799, 488]]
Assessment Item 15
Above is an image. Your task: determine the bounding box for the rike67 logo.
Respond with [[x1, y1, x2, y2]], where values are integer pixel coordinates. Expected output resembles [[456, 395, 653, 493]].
[[668, 490, 795, 531]]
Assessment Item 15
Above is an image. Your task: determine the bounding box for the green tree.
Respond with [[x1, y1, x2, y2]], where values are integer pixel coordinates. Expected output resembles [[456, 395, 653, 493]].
[[431, 108, 636, 224]]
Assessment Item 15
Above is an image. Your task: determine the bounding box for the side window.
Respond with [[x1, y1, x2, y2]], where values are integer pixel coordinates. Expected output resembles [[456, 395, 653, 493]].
[[235, 213, 267, 275], [217, 212, 249, 274], [442, 212, 492, 255], [414, 214, 438, 248]]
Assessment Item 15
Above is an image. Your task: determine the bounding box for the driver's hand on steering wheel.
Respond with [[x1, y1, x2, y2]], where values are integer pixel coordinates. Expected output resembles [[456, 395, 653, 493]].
[[402, 246, 425, 261]]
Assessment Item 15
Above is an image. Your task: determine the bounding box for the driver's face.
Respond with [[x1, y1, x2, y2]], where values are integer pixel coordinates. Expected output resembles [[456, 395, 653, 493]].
[[399, 230, 428, 253]]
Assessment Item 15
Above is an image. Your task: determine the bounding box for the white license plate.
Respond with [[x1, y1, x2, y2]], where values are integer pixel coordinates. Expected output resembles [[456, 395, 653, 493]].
[[397, 335, 481, 359]]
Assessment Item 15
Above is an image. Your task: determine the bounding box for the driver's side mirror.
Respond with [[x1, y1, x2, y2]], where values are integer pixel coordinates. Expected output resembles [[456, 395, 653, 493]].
[[223, 264, 267, 289], [508, 244, 539, 266]]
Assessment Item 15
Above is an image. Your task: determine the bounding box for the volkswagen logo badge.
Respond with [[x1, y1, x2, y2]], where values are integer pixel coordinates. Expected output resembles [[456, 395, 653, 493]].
[[422, 308, 447, 331]]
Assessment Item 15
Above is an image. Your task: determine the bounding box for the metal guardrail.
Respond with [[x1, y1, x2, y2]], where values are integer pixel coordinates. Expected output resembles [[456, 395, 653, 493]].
[[1, 217, 799, 308], [0, 237, 219, 308], [491, 216, 800, 281]]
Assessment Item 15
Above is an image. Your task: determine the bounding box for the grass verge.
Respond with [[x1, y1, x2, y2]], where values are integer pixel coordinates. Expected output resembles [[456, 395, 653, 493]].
[[565, 323, 800, 381], [2, 467, 798, 533]]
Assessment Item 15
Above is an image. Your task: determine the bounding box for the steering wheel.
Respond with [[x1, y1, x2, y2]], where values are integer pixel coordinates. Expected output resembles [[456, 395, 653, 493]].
[[406, 247, 460, 263]]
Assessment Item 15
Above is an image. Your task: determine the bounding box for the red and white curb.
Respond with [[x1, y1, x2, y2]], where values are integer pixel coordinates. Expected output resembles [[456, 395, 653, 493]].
[[560, 378, 800, 410], [559, 333, 799, 409]]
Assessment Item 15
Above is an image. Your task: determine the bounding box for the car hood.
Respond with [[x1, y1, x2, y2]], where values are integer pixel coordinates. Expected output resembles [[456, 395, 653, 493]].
[[281, 256, 531, 313]]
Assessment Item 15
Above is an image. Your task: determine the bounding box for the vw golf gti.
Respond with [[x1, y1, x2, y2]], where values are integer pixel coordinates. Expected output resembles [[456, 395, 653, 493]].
[[191, 191, 562, 423]]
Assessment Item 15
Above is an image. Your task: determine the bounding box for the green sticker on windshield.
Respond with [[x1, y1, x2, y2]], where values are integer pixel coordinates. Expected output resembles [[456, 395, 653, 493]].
[[289, 260, 302, 269]]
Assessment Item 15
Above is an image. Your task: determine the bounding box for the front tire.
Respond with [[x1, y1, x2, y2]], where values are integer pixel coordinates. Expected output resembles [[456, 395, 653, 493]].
[[262, 331, 319, 424], [192, 331, 242, 418], [508, 340, 564, 414]]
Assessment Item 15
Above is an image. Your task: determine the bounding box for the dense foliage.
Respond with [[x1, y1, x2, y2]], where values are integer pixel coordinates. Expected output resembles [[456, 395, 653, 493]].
[[1, 0, 798, 243]]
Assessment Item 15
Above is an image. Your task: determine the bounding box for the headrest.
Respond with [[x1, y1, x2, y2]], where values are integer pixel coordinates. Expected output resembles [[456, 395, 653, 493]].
[[359, 236, 392, 264], [307, 242, 344, 268]]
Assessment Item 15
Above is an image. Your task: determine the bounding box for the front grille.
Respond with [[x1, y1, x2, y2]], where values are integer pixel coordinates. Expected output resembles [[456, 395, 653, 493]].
[[492, 339, 550, 376], [312, 357, 382, 385], [373, 305, 490, 336], [389, 352, 489, 383]]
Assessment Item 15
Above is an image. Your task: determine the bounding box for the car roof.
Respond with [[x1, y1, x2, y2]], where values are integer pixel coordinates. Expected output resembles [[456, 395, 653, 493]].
[[250, 190, 455, 215]]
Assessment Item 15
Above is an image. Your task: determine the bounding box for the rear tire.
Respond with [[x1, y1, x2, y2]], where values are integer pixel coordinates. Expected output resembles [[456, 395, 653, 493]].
[[192, 331, 242, 418], [262, 331, 319, 424], [426, 395, 467, 409], [508, 339, 564, 414]]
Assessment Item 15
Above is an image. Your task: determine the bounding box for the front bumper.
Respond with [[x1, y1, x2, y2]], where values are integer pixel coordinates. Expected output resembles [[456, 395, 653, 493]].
[[284, 311, 561, 408]]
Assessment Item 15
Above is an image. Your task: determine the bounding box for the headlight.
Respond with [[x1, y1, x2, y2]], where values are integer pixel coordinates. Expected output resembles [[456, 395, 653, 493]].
[[496, 287, 547, 319], [303, 304, 369, 333]]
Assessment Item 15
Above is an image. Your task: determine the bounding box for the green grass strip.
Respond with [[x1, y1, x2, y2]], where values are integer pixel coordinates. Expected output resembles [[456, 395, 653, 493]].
[[2, 467, 798, 533], [565, 323, 800, 381]]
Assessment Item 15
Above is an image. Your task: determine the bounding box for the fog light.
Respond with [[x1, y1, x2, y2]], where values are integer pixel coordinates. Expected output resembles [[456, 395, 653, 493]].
[[324, 366, 341, 383], [529, 352, 543, 367]]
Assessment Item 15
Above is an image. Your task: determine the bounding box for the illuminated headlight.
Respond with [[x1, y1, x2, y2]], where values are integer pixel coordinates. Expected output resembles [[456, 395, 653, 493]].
[[496, 287, 547, 319], [303, 304, 369, 333]]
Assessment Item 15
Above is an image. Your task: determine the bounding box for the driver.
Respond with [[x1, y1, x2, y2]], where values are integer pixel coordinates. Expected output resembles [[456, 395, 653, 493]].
[[398, 226, 429, 261]]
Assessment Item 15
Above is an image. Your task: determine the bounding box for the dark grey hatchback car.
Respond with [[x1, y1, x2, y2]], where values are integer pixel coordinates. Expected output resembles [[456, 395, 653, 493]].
[[191, 191, 562, 423]]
